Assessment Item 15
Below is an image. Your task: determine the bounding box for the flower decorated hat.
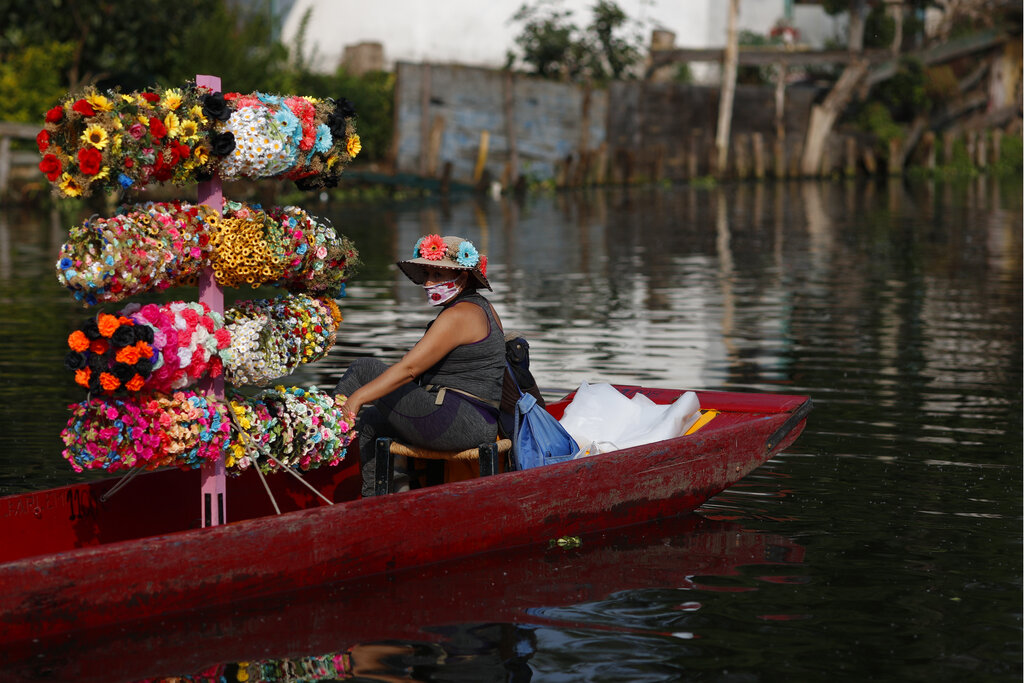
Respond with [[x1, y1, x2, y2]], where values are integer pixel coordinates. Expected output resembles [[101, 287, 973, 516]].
[[398, 234, 490, 291]]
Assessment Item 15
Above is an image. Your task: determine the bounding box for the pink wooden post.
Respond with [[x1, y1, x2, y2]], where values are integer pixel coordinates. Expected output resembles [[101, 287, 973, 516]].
[[196, 74, 226, 527]]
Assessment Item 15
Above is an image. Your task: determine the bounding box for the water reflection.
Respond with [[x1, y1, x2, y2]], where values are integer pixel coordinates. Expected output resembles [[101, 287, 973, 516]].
[[1, 515, 804, 682]]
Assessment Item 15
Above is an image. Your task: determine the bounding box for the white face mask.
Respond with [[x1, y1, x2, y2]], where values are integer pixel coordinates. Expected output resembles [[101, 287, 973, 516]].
[[424, 279, 462, 306]]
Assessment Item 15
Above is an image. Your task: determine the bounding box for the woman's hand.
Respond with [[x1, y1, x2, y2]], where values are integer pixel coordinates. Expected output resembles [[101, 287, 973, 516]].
[[336, 393, 363, 422]]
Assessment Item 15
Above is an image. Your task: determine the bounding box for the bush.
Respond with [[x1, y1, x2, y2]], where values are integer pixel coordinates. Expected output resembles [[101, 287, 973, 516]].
[[0, 42, 73, 122]]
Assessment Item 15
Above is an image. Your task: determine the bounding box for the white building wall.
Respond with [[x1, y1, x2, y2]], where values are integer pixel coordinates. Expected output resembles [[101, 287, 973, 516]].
[[282, 0, 843, 75]]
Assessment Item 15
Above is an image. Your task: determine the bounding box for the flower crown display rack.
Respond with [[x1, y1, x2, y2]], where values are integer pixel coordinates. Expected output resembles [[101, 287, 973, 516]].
[[46, 73, 361, 528]]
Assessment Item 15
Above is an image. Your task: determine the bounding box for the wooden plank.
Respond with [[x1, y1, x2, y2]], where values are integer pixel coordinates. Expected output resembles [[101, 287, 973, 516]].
[[0, 122, 40, 138]]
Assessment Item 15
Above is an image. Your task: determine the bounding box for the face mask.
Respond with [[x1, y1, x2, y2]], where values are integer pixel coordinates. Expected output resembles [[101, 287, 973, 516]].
[[424, 279, 461, 306]]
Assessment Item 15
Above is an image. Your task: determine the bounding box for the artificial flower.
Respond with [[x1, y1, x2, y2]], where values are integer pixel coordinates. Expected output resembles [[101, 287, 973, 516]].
[[40, 86, 359, 197], [160, 89, 184, 111], [39, 154, 62, 181], [86, 93, 114, 112], [80, 125, 108, 149], [163, 112, 180, 138], [455, 240, 479, 268], [419, 234, 447, 260], [346, 133, 361, 158], [72, 99, 95, 117], [58, 173, 83, 197], [77, 147, 103, 175]]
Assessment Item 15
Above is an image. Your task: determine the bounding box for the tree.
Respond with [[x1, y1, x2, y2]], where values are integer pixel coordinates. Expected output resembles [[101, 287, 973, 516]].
[[507, 0, 644, 83], [0, 0, 223, 91]]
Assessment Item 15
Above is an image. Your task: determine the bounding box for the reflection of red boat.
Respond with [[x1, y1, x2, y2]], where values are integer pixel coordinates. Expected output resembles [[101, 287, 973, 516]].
[[0, 387, 810, 647], [2, 514, 805, 682]]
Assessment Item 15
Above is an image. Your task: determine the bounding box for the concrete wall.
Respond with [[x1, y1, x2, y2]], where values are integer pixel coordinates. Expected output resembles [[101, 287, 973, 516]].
[[394, 62, 607, 185], [394, 62, 819, 184]]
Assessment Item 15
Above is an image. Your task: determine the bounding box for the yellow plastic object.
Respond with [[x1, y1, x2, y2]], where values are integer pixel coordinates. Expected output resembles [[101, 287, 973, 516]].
[[685, 409, 719, 436]]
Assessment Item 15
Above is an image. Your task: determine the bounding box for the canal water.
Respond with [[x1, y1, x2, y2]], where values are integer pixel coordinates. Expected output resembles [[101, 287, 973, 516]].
[[0, 177, 1020, 681]]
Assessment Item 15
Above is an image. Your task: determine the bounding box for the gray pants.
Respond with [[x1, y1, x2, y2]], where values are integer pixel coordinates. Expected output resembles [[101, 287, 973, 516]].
[[333, 358, 499, 496]]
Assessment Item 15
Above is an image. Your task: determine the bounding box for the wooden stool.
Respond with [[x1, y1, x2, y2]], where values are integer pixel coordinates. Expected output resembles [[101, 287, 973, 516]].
[[374, 438, 513, 496]]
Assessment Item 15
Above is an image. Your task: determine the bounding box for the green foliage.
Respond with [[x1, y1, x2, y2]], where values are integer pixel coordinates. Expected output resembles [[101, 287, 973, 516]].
[[509, 2, 580, 79], [923, 65, 959, 106], [508, 0, 644, 83], [286, 68, 395, 163], [673, 63, 694, 84], [873, 59, 931, 122], [0, 0, 223, 90], [856, 101, 904, 144], [0, 42, 73, 121], [165, 2, 290, 93], [863, 4, 896, 49], [584, 0, 642, 81], [992, 133, 1023, 176]]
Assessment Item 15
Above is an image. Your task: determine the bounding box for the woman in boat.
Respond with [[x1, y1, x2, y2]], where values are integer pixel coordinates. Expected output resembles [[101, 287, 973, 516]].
[[334, 234, 505, 496]]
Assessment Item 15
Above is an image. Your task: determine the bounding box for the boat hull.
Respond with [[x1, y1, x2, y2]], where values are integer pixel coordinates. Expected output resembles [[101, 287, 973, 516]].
[[0, 387, 810, 644]]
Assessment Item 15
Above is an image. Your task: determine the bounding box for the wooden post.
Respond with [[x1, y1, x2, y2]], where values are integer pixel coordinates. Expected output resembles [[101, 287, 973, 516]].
[[863, 145, 878, 175], [922, 131, 936, 171], [943, 130, 956, 165], [976, 132, 987, 169], [965, 130, 977, 167], [594, 142, 608, 185], [687, 129, 700, 178], [196, 74, 226, 528], [887, 138, 902, 175], [773, 137, 786, 179], [735, 133, 749, 179], [992, 129, 1003, 165], [845, 136, 857, 176], [472, 130, 490, 184], [0, 136, 9, 200], [752, 132, 765, 180], [425, 115, 445, 177], [714, 0, 741, 176]]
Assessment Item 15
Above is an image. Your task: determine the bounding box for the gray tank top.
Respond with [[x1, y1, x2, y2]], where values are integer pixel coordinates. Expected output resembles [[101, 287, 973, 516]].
[[419, 292, 505, 404]]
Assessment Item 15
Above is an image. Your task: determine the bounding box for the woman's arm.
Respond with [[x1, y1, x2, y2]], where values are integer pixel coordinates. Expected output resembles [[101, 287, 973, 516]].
[[339, 302, 488, 418]]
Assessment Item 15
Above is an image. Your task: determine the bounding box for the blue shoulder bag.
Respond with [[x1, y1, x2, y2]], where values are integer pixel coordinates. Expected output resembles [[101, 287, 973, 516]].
[[507, 360, 579, 470]]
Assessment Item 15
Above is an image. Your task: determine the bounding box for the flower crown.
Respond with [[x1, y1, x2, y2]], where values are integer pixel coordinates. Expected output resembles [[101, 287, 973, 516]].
[[64, 295, 341, 395], [61, 386, 355, 475], [412, 234, 487, 275], [56, 200, 359, 305], [38, 85, 360, 198]]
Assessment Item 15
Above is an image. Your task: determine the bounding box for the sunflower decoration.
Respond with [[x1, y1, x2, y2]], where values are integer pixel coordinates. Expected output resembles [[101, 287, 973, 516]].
[[38, 86, 360, 198]]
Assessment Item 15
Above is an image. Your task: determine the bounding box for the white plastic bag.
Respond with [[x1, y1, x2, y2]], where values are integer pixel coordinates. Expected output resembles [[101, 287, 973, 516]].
[[559, 382, 701, 452]]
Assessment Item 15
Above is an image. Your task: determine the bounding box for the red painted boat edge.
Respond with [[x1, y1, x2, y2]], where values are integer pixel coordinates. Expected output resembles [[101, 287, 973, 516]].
[[0, 388, 811, 644]]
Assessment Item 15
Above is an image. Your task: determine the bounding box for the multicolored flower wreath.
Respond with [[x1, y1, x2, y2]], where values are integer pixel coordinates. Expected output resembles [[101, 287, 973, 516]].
[[60, 391, 233, 473], [65, 304, 226, 395], [227, 386, 355, 473], [38, 85, 359, 198], [56, 200, 360, 305], [222, 294, 341, 386], [65, 295, 342, 394], [59, 387, 354, 474]]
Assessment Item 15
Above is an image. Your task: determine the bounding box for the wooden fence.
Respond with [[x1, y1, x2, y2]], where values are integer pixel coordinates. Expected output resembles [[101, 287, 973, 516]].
[[0, 122, 40, 201]]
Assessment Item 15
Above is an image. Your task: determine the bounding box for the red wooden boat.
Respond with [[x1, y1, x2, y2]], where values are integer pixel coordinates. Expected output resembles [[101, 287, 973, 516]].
[[0, 386, 811, 646]]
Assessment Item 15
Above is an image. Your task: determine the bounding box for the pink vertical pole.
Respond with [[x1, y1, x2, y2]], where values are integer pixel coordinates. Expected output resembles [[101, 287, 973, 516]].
[[196, 74, 226, 527]]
